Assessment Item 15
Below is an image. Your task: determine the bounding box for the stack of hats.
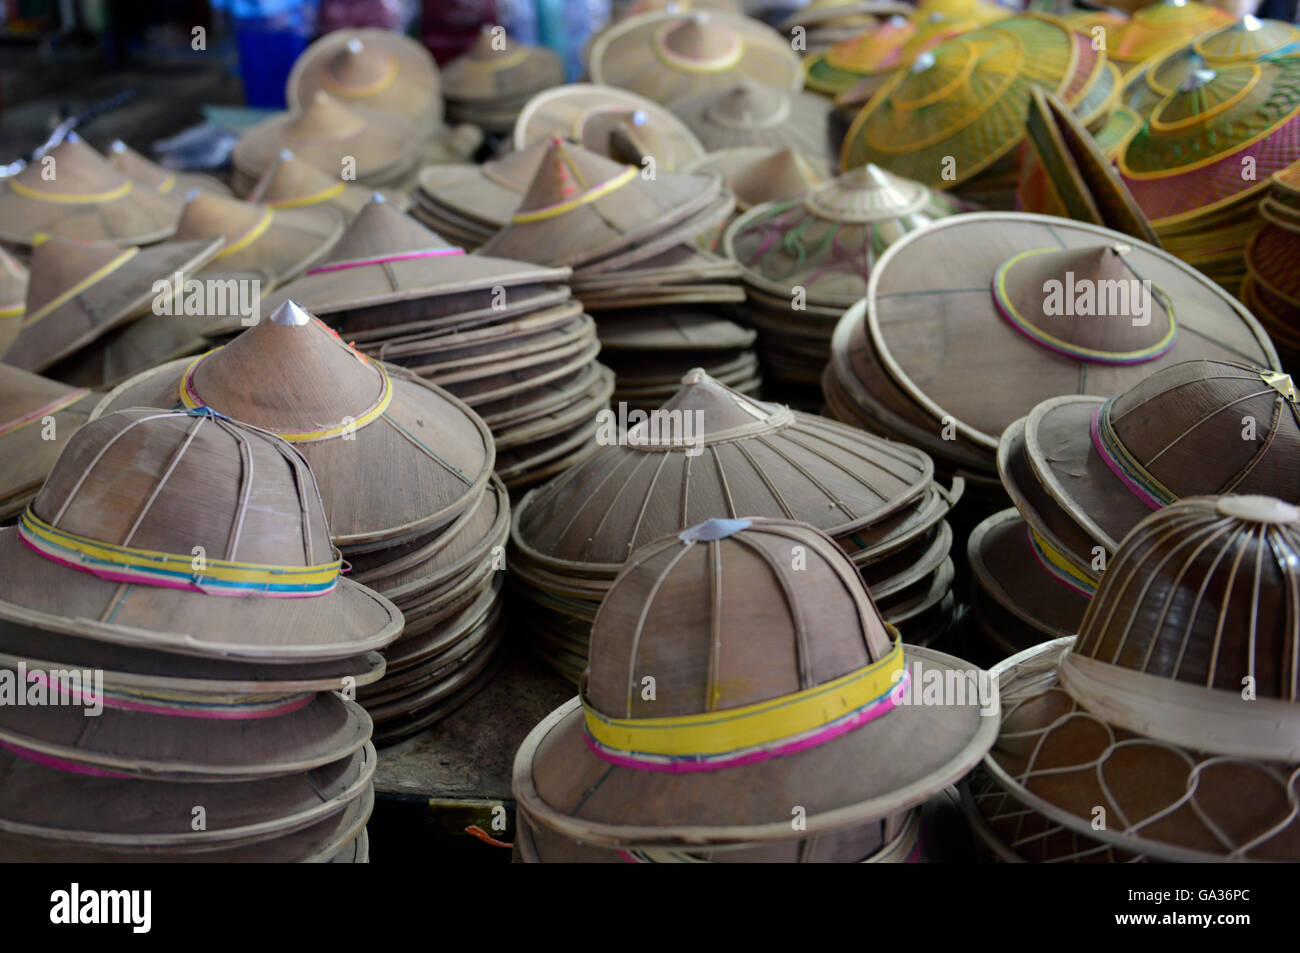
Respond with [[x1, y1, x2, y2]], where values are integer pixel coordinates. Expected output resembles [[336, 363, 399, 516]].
[[1117, 50, 1300, 294], [822, 213, 1281, 500], [0, 247, 27, 350], [778, 0, 913, 53], [0, 407, 401, 861], [509, 370, 964, 682], [0, 135, 179, 250], [976, 495, 1300, 861], [683, 148, 826, 223], [989, 360, 1297, 628], [1017, 87, 1159, 247], [724, 163, 964, 401], [0, 365, 96, 521], [247, 149, 400, 219], [477, 139, 755, 414], [840, 14, 1112, 210], [248, 196, 610, 491], [1244, 164, 1300, 369], [91, 300, 506, 745], [669, 81, 834, 173], [515, 84, 706, 172], [107, 140, 231, 200], [411, 138, 550, 250], [1094, 0, 1235, 72], [1, 233, 224, 388], [588, 11, 802, 106], [512, 517, 996, 862], [441, 27, 565, 136]]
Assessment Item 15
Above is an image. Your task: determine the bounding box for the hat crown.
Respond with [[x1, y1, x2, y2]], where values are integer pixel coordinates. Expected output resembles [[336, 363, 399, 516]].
[[1105, 359, 1300, 501], [704, 82, 788, 127], [728, 148, 821, 206], [107, 141, 172, 191], [288, 93, 367, 140], [13, 137, 128, 197], [805, 163, 929, 222], [585, 518, 894, 719], [322, 196, 452, 263], [30, 408, 333, 569], [174, 192, 266, 244], [827, 18, 916, 72], [513, 139, 633, 215], [660, 15, 740, 65], [1073, 495, 1300, 702], [249, 149, 340, 204], [481, 135, 553, 192], [326, 39, 395, 88]]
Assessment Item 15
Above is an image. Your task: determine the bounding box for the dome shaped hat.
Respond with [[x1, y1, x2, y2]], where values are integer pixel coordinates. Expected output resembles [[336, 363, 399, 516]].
[[1, 234, 225, 374], [667, 81, 832, 166], [0, 407, 401, 662], [441, 26, 564, 106], [515, 84, 706, 172], [588, 11, 802, 106], [1016, 360, 1300, 559], [91, 300, 494, 547], [984, 496, 1300, 861], [286, 28, 443, 132], [0, 365, 96, 521], [513, 517, 997, 846], [246, 149, 389, 219], [0, 135, 178, 248], [685, 147, 825, 213], [106, 140, 231, 200], [0, 247, 28, 354], [806, 12, 979, 97]]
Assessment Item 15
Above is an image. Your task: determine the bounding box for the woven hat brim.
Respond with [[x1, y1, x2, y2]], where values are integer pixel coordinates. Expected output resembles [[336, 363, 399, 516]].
[[417, 164, 522, 225], [3, 237, 224, 373], [0, 528, 402, 663], [0, 692, 371, 781], [514, 644, 996, 847], [0, 182, 178, 247], [203, 203, 344, 289], [0, 390, 96, 520], [232, 111, 419, 182], [670, 90, 833, 161]]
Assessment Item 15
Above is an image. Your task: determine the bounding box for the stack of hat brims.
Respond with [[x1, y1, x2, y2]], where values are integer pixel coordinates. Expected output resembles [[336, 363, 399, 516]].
[[724, 163, 964, 403], [0, 247, 27, 352], [973, 495, 1300, 862], [0, 365, 97, 521], [0, 406, 403, 861], [441, 27, 565, 135], [512, 517, 996, 862], [509, 370, 964, 682], [91, 300, 509, 746], [822, 213, 1282, 502], [239, 196, 612, 491], [411, 138, 548, 249], [477, 138, 759, 419], [1244, 164, 1300, 369]]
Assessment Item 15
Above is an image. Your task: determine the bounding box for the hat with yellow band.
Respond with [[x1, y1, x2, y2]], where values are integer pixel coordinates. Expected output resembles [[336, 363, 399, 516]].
[[1, 233, 225, 374], [107, 140, 232, 201], [91, 299, 495, 548], [0, 406, 402, 662], [0, 246, 28, 355], [513, 517, 997, 848], [246, 149, 395, 220], [0, 364, 97, 522], [0, 135, 179, 248]]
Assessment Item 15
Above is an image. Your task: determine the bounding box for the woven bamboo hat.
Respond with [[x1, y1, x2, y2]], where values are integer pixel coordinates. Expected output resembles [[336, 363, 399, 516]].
[[171, 190, 344, 292], [476, 138, 720, 268], [91, 300, 494, 547], [0, 135, 179, 248], [106, 140, 231, 200], [684, 147, 825, 213], [441, 27, 565, 134], [1, 234, 224, 373], [588, 11, 802, 106], [806, 11, 982, 98], [513, 516, 996, 847], [825, 213, 1281, 479], [247, 149, 391, 220], [0, 247, 28, 354], [286, 28, 443, 132], [413, 138, 551, 247], [1013, 361, 1300, 565], [984, 495, 1300, 860], [0, 406, 402, 662], [1106, 0, 1234, 69], [0, 365, 96, 521], [232, 92, 422, 189], [513, 84, 706, 173], [668, 81, 833, 166]]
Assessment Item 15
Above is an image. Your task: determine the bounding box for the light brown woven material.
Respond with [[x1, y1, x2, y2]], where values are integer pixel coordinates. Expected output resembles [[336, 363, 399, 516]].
[[0, 136, 179, 248], [0, 364, 97, 520], [442, 27, 564, 104], [92, 300, 494, 546], [513, 517, 996, 846], [107, 140, 231, 201], [416, 137, 551, 231], [686, 147, 825, 212], [0, 407, 402, 662], [0, 247, 28, 354], [287, 28, 443, 132], [247, 149, 386, 219], [2, 235, 224, 373], [669, 81, 834, 165]]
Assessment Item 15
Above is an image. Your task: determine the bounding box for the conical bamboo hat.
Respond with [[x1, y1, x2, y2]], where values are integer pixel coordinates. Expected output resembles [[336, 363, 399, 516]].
[[0, 407, 402, 661], [106, 140, 231, 200], [247, 149, 382, 219], [171, 190, 344, 289], [2, 234, 224, 373], [476, 138, 720, 268], [686, 147, 824, 211], [514, 84, 706, 172], [416, 136, 552, 230], [513, 517, 996, 846], [984, 497, 1300, 860], [441, 27, 564, 103], [0, 135, 179, 247], [1107, 0, 1235, 66], [588, 11, 802, 106], [0, 365, 96, 520], [840, 15, 1081, 188], [806, 14, 976, 96], [726, 163, 962, 307], [1019, 361, 1300, 554], [287, 28, 443, 131], [668, 81, 833, 163], [0, 247, 28, 354], [92, 300, 495, 546]]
